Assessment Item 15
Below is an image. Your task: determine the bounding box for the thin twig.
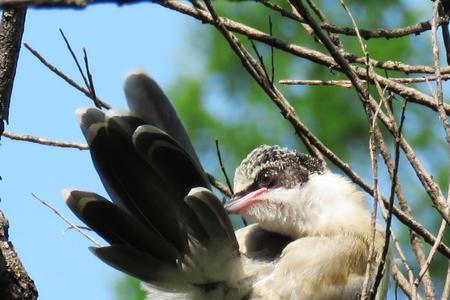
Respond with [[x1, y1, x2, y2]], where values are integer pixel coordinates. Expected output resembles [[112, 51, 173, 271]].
[[24, 43, 110, 109], [62, 224, 92, 234], [280, 74, 450, 86], [31, 193, 102, 247], [260, 0, 449, 42], [305, 0, 343, 49], [250, 40, 271, 87], [59, 29, 90, 91], [214, 139, 233, 194], [1, 130, 88, 150], [279, 79, 353, 88], [439, 1, 450, 65], [268, 15, 274, 85], [442, 23, 450, 65], [82, 48, 100, 109], [321, 16, 449, 40], [391, 231, 415, 290], [374, 130, 429, 296], [431, 11, 450, 271], [361, 107, 381, 299], [392, 264, 424, 300], [442, 264, 450, 300], [414, 219, 447, 286], [432, 0, 450, 145], [259, 0, 303, 23], [207, 173, 232, 198], [371, 100, 407, 298]]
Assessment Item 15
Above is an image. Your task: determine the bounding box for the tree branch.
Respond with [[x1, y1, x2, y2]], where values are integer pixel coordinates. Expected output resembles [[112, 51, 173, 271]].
[[0, 211, 38, 300], [0, 6, 38, 300], [0, 7, 26, 126]]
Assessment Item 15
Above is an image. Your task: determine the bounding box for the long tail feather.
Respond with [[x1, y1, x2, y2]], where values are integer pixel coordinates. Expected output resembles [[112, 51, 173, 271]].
[[64, 70, 244, 297], [124, 70, 200, 167], [84, 115, 189, 254], [63, 189, 180, 263], [90, 245, 176, 283]]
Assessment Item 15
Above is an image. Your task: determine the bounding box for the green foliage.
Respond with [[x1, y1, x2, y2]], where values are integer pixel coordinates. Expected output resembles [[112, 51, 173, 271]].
[[116, 276, 146, 300]]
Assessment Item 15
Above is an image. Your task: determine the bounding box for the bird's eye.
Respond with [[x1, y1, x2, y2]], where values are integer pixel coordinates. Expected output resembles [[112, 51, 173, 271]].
[[257, 170, 277, 188]]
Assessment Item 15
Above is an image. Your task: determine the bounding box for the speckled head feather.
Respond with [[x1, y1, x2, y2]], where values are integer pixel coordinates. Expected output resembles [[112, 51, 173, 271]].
[[233, 145, 326, 194]]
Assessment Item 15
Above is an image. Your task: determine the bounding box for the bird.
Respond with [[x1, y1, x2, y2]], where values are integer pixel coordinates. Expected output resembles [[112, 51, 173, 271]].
[[62, 70, 388, 300]]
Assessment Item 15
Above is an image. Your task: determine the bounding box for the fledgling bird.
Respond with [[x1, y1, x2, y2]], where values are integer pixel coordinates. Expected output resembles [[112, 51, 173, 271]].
[[62, 70, 388, 300], [228, 146, 388, 299]]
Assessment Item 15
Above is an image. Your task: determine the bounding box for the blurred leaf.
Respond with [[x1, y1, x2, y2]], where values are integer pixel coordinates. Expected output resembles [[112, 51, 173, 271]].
[[116, 276, 146, 300]]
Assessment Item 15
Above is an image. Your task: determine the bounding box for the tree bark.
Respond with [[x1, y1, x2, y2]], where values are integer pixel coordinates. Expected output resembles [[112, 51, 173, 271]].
[[0, 5, 37, 300], [0, 211, 38, 300]]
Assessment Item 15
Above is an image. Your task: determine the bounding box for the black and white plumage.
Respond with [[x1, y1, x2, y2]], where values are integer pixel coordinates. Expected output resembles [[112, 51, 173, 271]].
[[63, 70, 388, 300]]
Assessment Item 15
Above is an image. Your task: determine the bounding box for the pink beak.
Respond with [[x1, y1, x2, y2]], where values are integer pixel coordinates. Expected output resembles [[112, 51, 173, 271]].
[[225, 187, 268, 214]]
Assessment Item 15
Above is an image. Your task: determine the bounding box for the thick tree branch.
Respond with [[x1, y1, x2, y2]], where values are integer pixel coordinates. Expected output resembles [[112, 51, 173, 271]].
[[0, 6, 38, 300], [0, 7, 26, 126], [0, 211, 38, 300]]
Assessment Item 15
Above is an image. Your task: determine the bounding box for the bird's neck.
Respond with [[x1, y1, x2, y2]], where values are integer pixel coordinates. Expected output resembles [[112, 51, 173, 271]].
[[264, 172, 371, 240], [310, 172, 371, 237]]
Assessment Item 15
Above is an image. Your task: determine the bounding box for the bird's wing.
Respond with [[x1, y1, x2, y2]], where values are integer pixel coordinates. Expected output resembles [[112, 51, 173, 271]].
[[123, 70, 203, 172], [250, 233, 387, 300], [63, 74, 250, 299], [236, 224, 292, 261]]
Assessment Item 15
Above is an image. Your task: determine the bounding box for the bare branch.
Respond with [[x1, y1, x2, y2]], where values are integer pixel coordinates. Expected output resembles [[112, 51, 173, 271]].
[[322, 16, 449, 40], [82, 47, 100, 108], [442, 264, 450, 300], [0, 7, 26, 124], [371, 101, 407, 298], [207, 173, 232, 198], [31, 193, 102, 247], [414, 220, 447, 287], [23, 43, 111, 109], [280, 74, 450, 86], [280, 79, 353, 88], [214, 140, 233, 194], [2, 130, 88, 150], [432, 0, 450, 146], [392, 264, 424, 300], [0, 0, 138, 7]]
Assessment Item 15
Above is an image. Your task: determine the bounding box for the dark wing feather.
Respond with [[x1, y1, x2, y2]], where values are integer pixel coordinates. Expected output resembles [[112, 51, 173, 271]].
[[133, 124, 209, 193], [188, 188, 237, 247], [124, 70, 201, 168], [85, 116, 188, 254], [63, 189, 180, 263], [185, 188, 238, 252], [90, 245, 176, 283], [67, 74, 243, 290]]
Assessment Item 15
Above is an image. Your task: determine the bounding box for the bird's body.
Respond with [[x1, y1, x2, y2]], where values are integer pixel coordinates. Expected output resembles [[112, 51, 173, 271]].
[[64, 71, 388, 300], [228, 146, 387, 300]]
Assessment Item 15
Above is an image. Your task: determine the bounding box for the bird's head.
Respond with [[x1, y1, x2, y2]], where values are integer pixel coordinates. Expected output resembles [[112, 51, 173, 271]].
[[225, 145, 369, 239]]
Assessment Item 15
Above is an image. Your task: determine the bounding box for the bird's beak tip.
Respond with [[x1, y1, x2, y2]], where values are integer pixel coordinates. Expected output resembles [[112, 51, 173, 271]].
[[224, 187, 268, 214]]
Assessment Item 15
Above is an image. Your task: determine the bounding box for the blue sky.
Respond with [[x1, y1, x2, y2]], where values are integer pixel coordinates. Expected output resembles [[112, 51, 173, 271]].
[[1, 3, 196, 299]]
